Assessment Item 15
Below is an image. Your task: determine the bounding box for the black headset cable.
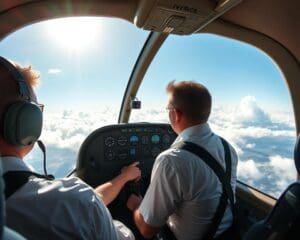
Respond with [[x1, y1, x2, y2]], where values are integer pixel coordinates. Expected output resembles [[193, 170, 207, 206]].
[[37, 140, 54, 180]]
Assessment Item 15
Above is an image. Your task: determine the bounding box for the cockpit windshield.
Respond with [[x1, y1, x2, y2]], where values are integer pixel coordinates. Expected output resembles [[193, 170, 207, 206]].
[[0, 17, 149, 177], [0, 17, 297, 199]]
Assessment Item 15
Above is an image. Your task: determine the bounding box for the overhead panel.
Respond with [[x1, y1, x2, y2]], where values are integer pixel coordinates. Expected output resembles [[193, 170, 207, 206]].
[[135, 0, 242, 35]]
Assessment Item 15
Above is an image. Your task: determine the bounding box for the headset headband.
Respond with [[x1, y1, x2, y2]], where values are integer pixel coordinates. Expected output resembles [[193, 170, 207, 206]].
[[0, 56, 31, 101]]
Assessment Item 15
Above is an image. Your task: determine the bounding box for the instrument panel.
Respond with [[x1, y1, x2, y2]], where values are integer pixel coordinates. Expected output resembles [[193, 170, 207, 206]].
[[76, 123, 177, 189]]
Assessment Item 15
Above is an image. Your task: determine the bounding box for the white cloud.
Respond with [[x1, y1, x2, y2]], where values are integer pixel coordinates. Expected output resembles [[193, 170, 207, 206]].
[[269, 155, 297, 186], [23, 96, 297, 198], [130, 109, 168, 123], [270, 111, 296, 128], [234, 96, 271, 125], [25, 108, 119, 177], [48, 68, 62, 74], [245, 143, 255, 149], [238, 159, 262, 180], [130, 96, 297, 197]]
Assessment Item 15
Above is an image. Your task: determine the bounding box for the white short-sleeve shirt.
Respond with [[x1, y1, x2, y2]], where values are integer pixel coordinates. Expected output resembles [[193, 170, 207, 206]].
[[1, 156, 134, 240], [139, 123, 238, 240]]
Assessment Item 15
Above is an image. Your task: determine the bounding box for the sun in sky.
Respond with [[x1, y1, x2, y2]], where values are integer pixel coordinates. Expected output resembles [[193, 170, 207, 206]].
[[45, 17, 102, 52]]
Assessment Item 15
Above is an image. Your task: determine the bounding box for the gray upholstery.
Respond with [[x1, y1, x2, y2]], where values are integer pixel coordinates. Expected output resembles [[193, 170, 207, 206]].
[[294, 135, 300, 174], [0, 160, 26, 240], [2, 227, 25, 240], [0, 160, 4, 239]]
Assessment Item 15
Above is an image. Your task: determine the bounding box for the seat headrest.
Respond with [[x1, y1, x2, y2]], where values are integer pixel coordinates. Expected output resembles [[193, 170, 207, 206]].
[[294, 135, 300, 175]]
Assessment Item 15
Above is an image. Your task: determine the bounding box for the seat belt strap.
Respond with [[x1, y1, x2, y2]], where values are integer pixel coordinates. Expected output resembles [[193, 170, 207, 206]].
[[221, 138, 237, 224], [172, 138, 235, 240], [3, 171, 50, 200]]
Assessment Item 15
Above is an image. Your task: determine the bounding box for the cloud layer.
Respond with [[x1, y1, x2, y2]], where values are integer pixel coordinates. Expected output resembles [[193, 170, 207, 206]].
[[131, 96, 297, 197], [25, 96, 297, 198]]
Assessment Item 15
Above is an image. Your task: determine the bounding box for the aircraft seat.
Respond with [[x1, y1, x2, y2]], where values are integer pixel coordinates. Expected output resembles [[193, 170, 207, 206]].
[[294, 134, 300, 175], [0, 160, 25, 240], [243, 135, 300, 240]]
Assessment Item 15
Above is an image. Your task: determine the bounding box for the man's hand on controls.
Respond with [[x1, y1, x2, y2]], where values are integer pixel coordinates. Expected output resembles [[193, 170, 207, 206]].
[[127, 194, 159, 238], [121, 161, 141, 182], [127, 194, 143, 211]]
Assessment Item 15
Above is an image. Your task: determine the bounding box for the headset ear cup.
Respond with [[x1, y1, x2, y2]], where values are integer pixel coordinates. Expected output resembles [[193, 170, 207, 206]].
[[3, 102, 43, 146], [3, 102, 23, 146]]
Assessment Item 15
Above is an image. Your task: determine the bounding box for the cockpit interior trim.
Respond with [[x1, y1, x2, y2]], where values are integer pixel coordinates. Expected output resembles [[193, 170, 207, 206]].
[[237, 181, 276, 214], [118, 31, 168, 123]]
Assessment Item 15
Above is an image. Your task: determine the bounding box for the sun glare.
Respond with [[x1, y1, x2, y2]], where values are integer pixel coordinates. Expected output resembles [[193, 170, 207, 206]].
[[46, 17, 101, 51]]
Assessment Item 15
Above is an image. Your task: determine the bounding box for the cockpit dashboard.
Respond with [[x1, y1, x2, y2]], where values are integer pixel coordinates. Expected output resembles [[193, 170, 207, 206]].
[[76, 123, 177, 195], [75, 123, 176, 235]]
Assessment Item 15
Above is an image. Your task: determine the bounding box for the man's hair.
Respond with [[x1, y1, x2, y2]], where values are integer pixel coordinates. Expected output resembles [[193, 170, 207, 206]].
[[166, 80, 212, 123], [14, 64, 40, 88], [0, 61, 40, 130]]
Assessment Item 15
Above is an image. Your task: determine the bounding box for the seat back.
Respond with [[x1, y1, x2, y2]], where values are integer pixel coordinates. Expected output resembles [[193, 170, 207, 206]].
[[243, 135, 300, 240], [294, 135, 300, 175], [0, 159, 25, 240], [0, 160, 4, 239]]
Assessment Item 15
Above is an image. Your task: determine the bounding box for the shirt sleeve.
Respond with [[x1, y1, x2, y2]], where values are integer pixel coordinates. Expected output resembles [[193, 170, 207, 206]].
[[113, 220, 135, 240], [139, 155, 182, 227], [90, 193, 135, 240], [83, 196, 113, 240]]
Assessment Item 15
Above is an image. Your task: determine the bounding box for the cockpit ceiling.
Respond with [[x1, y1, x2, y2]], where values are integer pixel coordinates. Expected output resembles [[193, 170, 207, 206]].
[[221, 0, 300, 63], [0, 0, 299, 62]]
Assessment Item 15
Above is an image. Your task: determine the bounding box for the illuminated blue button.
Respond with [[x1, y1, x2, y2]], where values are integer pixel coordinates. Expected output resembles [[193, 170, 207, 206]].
[[130, 135, 139, 145], [151, 134, 160, 144], [130, 148, 136, 156]]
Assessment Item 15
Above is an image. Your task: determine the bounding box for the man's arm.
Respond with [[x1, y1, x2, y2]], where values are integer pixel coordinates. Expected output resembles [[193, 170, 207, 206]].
[[127, 194, 160, 239], [95, 162, 141, 206], [127, 157, 182, 239]]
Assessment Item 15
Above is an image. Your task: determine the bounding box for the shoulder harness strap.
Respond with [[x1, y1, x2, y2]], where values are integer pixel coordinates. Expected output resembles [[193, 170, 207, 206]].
[[172, 137, 235, 240], [3, 171, 52, 200]]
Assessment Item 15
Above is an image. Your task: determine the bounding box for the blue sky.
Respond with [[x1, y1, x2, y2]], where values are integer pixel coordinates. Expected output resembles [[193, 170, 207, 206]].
[[0, 18, 149, 110], [0, 17, 292, 114], [138, 34, 291, 111]]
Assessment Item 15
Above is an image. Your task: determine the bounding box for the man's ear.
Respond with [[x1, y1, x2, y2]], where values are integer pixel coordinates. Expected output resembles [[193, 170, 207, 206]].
[[174, 109, 182, 123]]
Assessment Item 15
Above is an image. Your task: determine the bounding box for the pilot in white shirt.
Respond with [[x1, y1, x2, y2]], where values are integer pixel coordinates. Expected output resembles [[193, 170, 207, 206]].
[[127, 81, 238, 240], [0, 57, 140, 240], [2, 156, 140, 240]]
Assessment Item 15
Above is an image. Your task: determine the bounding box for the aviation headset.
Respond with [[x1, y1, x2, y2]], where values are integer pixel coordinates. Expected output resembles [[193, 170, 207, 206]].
[[0, 56, 43, 146]]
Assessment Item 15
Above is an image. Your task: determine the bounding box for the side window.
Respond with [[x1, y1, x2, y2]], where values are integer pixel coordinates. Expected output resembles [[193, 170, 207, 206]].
[[130, 34, 297, 198]]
